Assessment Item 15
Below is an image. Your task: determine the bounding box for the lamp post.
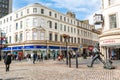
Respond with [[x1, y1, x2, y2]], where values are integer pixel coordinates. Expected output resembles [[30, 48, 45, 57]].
[[63, 34, 70, 67]]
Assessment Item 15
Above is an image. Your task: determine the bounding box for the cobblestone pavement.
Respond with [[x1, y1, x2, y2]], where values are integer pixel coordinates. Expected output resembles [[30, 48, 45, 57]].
[[0, 59, 120, 80]]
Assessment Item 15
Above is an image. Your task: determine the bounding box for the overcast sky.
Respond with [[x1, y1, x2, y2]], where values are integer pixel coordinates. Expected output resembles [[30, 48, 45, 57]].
[[13, 0, 101, 25]]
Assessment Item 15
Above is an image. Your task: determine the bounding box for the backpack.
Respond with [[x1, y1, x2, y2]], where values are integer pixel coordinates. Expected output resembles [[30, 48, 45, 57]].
[[103, 59, 115, 69]]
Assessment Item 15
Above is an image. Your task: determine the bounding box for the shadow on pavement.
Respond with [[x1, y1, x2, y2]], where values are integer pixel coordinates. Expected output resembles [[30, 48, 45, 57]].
[[0, 77, 24, 80], [11, 69, 28, 72]]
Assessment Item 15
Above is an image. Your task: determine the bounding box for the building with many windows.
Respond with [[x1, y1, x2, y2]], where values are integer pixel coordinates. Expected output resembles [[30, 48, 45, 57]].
[[0, 0, 12, 18], [99, 0, 120, 60], [0, 3, 99, 58]]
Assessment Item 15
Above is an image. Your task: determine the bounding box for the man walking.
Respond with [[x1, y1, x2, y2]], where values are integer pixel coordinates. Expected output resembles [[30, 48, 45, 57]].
[[87, 43, 105, 67], [4, 53, 12, 72]]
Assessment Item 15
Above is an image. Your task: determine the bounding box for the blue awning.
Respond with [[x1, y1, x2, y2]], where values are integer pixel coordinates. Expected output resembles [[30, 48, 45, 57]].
[[72, 47, 78, 51], [12, 46, 23, 50], [36, 45, 47, 49], [61, 47, 66, 50], [49, 46, 60, 49], [24, 46, 35, 50], [2, 47, 11, 51]]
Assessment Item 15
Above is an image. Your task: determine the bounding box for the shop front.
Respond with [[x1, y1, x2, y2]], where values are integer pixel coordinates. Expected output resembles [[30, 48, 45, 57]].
[[100, 37, 120, 60]]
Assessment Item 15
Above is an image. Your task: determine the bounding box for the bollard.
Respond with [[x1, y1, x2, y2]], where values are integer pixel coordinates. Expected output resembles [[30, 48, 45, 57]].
[[76, 54, 78, 68]]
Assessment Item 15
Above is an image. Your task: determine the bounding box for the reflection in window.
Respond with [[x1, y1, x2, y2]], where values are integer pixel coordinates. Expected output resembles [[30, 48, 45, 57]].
[[33, 18, 37, 26], [26, 32, 30, 40], [20, 33, 23, 41], [33, 31, 37, 40], [33, 8, 37, 13], [49, 33, 52, 41], [40, 32, 45, 40], [55, 34, 58, 41], [109, 14, 117, 29]]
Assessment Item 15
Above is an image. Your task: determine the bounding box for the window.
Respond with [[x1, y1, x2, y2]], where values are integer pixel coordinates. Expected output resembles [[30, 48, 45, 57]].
[[9, 25, 11, 32], [21, 12, 23, 16], [74, 28, 76, 33], [109, 14, 117, 29], [67, 18, 69, 23], [26, 19, 31, 27], [78, 38, 80, 44], [26, 32, 30, 40], [33, 8, 37, 13], [60, 24, 62, 31], [64, 25, 66, 31], [9, 36, 11, 43], [68, 26, 70, 32], [71, 27, 73, 33], [41, 9, 44, 14], [33, 18, 37, 26], [16, 23, 18, 30], [55, 23, 57, 29], [49, 33, 52, 41], [55, 13, 57, 18], [16, 14, 18, 18], [71, 37, 73, 43], [77, 29, 79, 35], [74, 37, 76, 43], [60, 35, 62, 42], [64, 17, 66, 22], [60, 16, 62, 20], [33, 32, 37, 40], [27, 9, 29, 14], [20, 33, 23, 41], [49, 21, 52, 28], [55, 34, 58, 41], [20, 21, 23, 29], [15, 34, 18, 42], [49, 11, 52, 16], [10, 16, 12, 21], [40, 32, 45, 40]]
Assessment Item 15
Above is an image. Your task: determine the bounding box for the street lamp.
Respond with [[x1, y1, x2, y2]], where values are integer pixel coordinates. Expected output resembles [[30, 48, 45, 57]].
[[62, 34, 71, 67]]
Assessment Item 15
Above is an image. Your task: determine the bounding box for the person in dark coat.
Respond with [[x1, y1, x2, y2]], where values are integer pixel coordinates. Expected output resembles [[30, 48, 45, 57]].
[[33, 53, 37, 64], [4, 53, 12, 72]]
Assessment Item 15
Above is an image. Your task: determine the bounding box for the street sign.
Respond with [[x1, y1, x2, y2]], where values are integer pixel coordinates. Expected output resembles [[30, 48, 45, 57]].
[[80, 45, 82, 48]]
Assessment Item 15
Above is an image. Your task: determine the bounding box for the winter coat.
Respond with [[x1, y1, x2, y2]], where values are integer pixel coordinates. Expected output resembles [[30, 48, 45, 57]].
[[4, 55, 12, 65]]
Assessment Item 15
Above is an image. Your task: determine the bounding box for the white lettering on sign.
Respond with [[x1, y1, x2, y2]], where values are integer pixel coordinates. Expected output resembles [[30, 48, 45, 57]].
[[103, 40, 115, 43]]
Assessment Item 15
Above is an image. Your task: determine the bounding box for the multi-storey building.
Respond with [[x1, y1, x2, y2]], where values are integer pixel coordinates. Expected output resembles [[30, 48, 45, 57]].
[[0, 0, 12, 18], [98, 0, 120, 60], [0, 3, 99, 57]]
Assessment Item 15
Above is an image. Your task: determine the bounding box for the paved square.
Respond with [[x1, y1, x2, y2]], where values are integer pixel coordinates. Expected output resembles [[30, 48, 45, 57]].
[[0, 59, 120, 80]]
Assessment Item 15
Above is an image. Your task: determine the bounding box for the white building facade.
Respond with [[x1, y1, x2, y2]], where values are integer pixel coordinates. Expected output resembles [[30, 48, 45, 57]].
[[0, 3, 99, 57], [99, 0, 120, 60]]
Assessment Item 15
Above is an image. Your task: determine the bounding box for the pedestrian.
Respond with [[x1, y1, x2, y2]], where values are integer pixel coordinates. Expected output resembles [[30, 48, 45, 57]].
[[37, 55, 41, 62], [41, 53, 43, 61], [87, 43, 105, 67], [4, 53, 12, 72], [33, 53, 37, 64]]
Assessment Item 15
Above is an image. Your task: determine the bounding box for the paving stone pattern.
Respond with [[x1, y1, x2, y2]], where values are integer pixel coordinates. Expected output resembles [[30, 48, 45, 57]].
[[0, 59, 120, 80]]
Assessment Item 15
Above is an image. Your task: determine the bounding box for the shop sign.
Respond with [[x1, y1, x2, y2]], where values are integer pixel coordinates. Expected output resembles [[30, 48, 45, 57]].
[[103, 39, 115, 43]]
